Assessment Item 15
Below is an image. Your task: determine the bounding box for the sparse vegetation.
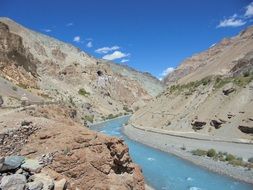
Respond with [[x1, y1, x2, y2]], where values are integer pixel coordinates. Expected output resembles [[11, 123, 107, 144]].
[[123, 105, 133, 113], [168, 73, 253, 95], [12, 86, 18, 91], [207, 149, 216, 157], [78, 88, 90, 97], [17, 83, 29, 89], [190, 148, 252, 168], [191, 149, 207, 156], [82, 115, 94, 123], [226, 154, 236, 161], [214, 72, 253, 89], [102, 113, 123, 121], [169, 76, 213, 94]]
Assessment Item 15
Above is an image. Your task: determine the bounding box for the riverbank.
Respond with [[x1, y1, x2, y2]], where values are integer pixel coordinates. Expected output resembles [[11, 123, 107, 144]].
[[123, 124, 253, 185], [89, 114, 132, 127]]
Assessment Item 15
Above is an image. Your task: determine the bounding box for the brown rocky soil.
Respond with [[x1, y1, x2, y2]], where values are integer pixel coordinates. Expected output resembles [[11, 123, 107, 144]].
[[0, 104, 145, 189]]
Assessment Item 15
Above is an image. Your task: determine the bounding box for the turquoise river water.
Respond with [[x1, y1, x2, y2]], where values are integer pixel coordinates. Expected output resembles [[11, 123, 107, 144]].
[[91, 116, 253, 190]]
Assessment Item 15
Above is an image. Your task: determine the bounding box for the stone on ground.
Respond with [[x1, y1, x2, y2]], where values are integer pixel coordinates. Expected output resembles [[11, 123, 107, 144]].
[[0, 174, 26, 190], [21, 159, 42, 173], [0, 156, 25, 172]]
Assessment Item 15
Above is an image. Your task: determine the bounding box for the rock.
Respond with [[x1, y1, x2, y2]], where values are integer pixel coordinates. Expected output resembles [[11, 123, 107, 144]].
[[0, 174, 26, 190], [227, 113, 235, 119], [222, 83, 235, 95], [210, 119, 225, 129], [54, 178, 67, 190], [0, 156, 25, 172], [0, 96, 3, 107], [15, 168, 23, 174], [29, 173, 54, 190], [238, 125, 253, 134], [191, 121, 206, 130], [26, 181, 43, 190], [0, 157, 4, 170], [39, 134, 51, 140], [21, 159, 43, 173], [21, 121, 33, 126]]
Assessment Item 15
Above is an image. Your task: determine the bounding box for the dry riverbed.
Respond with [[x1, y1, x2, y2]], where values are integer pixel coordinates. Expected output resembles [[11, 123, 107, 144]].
[[123, 124, 253, 185]]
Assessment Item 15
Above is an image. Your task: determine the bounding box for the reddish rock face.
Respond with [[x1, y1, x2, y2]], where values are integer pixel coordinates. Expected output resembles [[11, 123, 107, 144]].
[[0, 104, 145, 190]]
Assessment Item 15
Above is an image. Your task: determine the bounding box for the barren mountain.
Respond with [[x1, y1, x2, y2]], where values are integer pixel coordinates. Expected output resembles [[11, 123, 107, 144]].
[[164, 26, 253, 85], [0, 17, 164, 123], [0, 17, 163, 189], [129, 26, 253, 142]]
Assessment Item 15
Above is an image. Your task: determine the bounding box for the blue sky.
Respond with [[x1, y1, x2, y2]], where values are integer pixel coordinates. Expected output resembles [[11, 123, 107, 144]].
[[1, 0, 253, 79]]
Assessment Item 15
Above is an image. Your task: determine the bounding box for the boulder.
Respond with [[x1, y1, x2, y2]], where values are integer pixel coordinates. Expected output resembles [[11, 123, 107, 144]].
[[26, 181, 44, 190], [54, 178, 67, 190], [191, 121, 206, 130], [0, 157, 4, 170], [21, 120, 33, 126], [0, 174, 26, 190], [0, 96, 3, 107], [21, 159, 43, 173], [0, 156, 25, 172], [222, 83, 235, 96], [238, 125, 253, 134], [29, 173, 54, 190], [210, 119, 225, 129]]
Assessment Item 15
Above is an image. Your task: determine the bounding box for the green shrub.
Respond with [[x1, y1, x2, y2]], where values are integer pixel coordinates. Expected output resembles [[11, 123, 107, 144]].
[[78, 88, 90, 96], [229, 159, 245, 167], [123, 105, 133, 113], [82, 115, 94, 123], [191, 149, 207, 156], [207, 149, 216, 157], [226, 154, 235, 161], [106, 114, 116, 120]]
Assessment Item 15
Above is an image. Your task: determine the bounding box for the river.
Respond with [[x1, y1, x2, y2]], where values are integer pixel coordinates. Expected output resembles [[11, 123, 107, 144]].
[[91, 116, 253, 190]]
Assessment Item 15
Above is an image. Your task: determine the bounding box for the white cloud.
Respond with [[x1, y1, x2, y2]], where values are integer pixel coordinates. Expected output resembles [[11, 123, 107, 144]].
[[66, 22, 74, 27], [42, 29, 52, 33], [73, 36, 81, 43], [158, 67, 175, 80], [217, 16, 246, 28], [86, 41, 93, 48], [245, 2, 253, 17], [95, 46, 120, 54], [121, 59, 129, 63], [102, 51, 129, 60]]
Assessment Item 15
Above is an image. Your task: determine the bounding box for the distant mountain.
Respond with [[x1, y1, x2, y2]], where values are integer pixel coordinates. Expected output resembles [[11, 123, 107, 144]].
[[163, 26, 253, 85]]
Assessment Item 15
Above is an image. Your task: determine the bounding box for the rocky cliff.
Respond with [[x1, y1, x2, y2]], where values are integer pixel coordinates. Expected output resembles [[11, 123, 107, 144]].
[[0, 104, 145, 189]]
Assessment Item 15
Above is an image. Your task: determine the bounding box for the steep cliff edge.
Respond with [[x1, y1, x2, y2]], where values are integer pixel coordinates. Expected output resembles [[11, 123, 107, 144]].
[[0, 104, 145, 189]]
